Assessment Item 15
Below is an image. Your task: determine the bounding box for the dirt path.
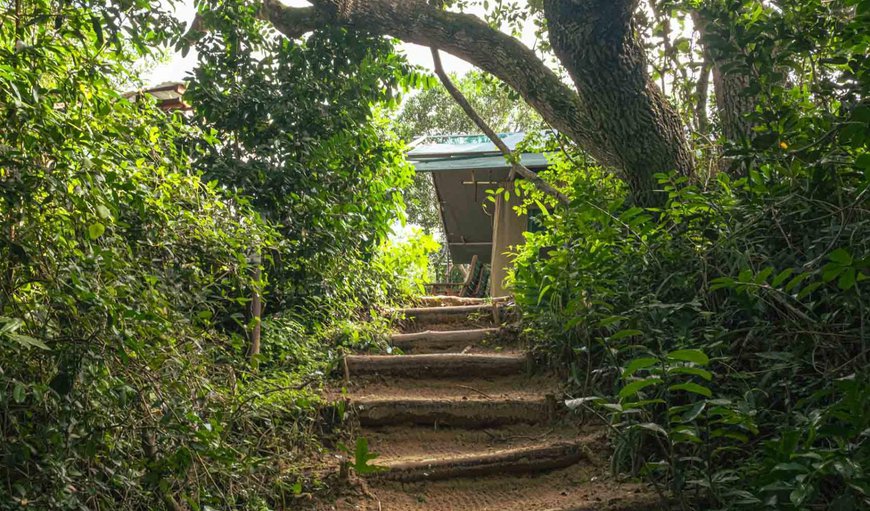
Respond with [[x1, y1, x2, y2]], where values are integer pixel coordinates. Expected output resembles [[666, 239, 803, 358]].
[[324, 297, 659, 510]]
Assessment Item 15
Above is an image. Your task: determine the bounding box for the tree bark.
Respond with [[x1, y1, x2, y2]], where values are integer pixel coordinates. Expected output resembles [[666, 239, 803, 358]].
[[692, 9, 757, 176], [258, 0, 695, 205], [544, 0, 694, 205]]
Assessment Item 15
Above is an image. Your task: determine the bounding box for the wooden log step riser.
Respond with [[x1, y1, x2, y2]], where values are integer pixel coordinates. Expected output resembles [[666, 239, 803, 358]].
[[369, 442, 587, 482], [414, 296, 510, 308]]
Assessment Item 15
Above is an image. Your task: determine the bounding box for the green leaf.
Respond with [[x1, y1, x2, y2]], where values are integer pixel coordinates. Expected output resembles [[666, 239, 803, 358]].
[[7, 333, 50, 350], [610, 329, 643, 341], [0, 317, 23, 335], [669, 382, 713, 398], [635, 422, 668, 437], [13, 382, 26, 403], [622, 357, 658, 378], [828, 248, 853, 266], [596, 316, 626, 328], [785, 272, 812, 292], [772, 268, 794, 287], [668, 366, 713, 381], [619, 377, 661, 399], [838, 267, 857, 290], [352, 437, 385, 474], [681, 401, 706, 422], [797, 282, 822, 300], [667, 349, 709, 366], [709, 276, 736, 291], [755, 266, 774, 284], [88, 222, 106, 240], [564, 396, 604, 409]]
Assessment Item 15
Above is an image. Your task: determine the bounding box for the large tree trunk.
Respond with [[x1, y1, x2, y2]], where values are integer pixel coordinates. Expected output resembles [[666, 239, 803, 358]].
[[544, 0, 694, 205], [692, 9, 757, 176], [259, 0, 695, 205]]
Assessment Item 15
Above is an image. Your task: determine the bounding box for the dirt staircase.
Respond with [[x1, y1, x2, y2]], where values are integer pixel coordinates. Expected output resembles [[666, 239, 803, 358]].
[[331, 297, 657, 511]]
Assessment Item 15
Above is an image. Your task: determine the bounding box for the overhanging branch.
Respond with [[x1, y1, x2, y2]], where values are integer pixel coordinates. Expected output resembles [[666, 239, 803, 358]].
[[430, 47, 570, 207]]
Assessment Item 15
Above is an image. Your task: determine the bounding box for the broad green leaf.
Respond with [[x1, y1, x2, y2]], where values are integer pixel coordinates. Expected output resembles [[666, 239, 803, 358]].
[[634, 422, 668, 437], [838, 267, 857, 290], [681, 401, 706, 422], [667, 349, 709, 366], [0, 317, 23, 335], [7, 333, 50, 351], [797, 282, 822, 300], [353, 437, 385, 474], [772, 268, 794, 287], [668, 366, 713, 381], [785, 272, 812, 292], [88, 222, 106, 240], [828, 248, 852, 265], [669, 382, 713, 398], [610, 329, 643, 341], [755, 266, 774, 284], [13, 382, 25, 403], [596, 316, 627, 327], [564, 396, 604, 409], [619, 377, 661, 399], [622, 357, 658, 378]]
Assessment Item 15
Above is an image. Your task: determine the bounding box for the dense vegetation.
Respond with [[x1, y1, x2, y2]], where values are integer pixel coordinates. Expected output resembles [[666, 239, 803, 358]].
[[0, 1, 431, 508], [0, 0, 867, 510], [511, 1, 870, 509]]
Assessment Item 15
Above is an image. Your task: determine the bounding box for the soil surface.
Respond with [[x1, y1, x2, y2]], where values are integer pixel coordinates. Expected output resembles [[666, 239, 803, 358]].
[[314, 296, 661, 510]]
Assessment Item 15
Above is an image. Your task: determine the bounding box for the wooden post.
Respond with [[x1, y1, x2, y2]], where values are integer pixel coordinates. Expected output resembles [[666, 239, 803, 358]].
[[248, 252, 262, 362], [490, 189, 527, 297]]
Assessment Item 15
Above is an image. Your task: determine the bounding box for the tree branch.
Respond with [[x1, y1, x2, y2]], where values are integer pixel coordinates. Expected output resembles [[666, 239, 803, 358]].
[[260, 0, 598, 161], [430, 47, 569, 206], [194, 0, 695, 204]]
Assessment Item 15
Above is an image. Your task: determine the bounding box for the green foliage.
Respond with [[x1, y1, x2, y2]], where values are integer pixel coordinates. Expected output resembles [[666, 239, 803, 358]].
[[512, 3, 869, 508], [187, 0, 418, 314], [372, 228, 441, 301], [392, 70, 542, 142], [0, 2, 312, 508], [515, 159, 868, 508]]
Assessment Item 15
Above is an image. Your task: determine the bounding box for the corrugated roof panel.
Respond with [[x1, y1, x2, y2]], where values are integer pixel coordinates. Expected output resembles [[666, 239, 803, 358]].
[[412, 153, 550, 172], [407, 132, 533, 157]]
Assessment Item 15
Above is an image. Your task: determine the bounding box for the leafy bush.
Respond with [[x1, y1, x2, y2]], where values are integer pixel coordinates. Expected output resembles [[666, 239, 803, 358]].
[[0, 4, 355, 509], [186, 2, 418, 314], [371, 227, 441, 301], [511, 2, 870, 507], [514, 151, 869, 508]]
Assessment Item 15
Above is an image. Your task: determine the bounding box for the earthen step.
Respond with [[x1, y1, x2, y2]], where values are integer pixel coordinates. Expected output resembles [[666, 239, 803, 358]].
[[350, 463, 659, 510], [414, 296, 510, 308], [345, 352, 527, 378], [390, 328, 501, 353], [355, 396, 554, 427], [345, 375, 559, 402], [368, 440, 591, 482]]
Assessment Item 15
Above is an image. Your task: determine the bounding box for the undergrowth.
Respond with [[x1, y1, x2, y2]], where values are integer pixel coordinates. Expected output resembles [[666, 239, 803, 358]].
[[513, 156, 869, 509]]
